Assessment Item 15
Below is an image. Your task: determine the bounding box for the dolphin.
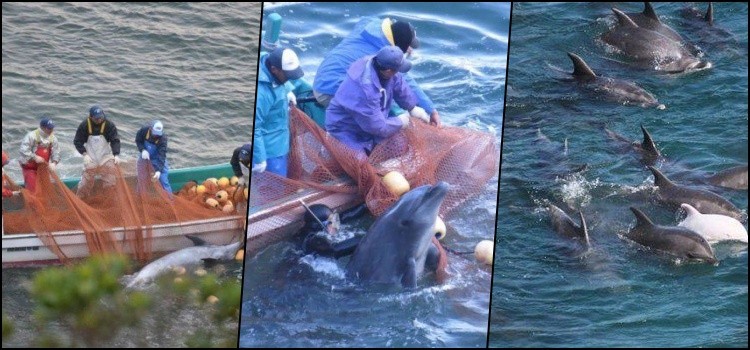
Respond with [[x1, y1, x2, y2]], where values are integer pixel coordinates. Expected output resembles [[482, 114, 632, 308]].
[[626, 207, 717, 264], [346, 182, 449, 288], [626, 2, 685, 44], [124, 235, 241, 289], [679, 3, 736, 50], [678, 203, 748, 244], [706, 164, 748, 190], [604, 124, 662, 166], [547, 203, 591, 249], [567, 52, 664, 109], [648, 166, 744, 221], [602, 8, 710, 73]]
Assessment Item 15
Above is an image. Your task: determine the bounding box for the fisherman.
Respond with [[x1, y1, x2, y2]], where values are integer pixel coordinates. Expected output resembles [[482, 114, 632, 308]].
[[230, 143, 252, 187], [136, 120, 172, 194], [298, 203, 368, 258], [73, 105, 121, 197], [313, 16, 440, 126], [254, 46, 305, 177], [19, 117, 61, 193], [325, 46, 430, 157]]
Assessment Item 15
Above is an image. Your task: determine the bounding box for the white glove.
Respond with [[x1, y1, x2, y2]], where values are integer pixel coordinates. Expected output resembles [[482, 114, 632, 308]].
[[409, 106, 430, 123], [238, 176, 247, 187], [49, 162, 57, 172], [34, 155, 45, 163], [252, 161, 267, 173], [83, 154, 94, 168], [141, 150, 150, 160], [113, 155, 121, 165], [287, 91, 297, 106], [152, 171, 160, 181], [396, 112, 410, 129]]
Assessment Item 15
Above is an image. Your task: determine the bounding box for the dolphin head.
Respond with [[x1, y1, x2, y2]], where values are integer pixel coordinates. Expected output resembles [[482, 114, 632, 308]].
[[384, 182, 449, 238]]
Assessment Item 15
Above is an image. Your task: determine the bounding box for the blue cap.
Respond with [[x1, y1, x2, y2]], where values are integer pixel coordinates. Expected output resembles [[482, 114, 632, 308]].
[[40, 118, 55, 129], [239, 144, 252, 164], [89, 105, 105, 119], [267, 47, 305, 80], [374, 46, 411, 73]]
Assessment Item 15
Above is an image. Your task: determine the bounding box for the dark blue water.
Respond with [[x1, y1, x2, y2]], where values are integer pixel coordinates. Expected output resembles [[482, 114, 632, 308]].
[[240, 3, 509, 348], [2, 2, 259, 347], [491, 3, 747, 347]]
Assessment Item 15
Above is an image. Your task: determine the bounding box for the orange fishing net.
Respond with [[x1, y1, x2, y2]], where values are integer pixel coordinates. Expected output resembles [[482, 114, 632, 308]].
[[250, 106, 499, 219], [2, 162, 244, 264]]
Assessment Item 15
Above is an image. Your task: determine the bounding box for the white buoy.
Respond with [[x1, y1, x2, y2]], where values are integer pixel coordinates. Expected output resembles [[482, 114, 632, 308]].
[[434, 216, 447, 240], [474, 240, 494, 265], [382, 171, 410, 197]]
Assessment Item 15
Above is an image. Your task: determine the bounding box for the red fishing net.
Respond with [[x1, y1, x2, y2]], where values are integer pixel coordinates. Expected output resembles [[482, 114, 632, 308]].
[[2, 162, 244, 264], [248, 106, 499, 235]]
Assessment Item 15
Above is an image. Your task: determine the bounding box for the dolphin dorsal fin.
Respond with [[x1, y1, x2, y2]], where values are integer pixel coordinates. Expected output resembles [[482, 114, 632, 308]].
[[642, 2, 660, 22], [578, 211, 591, 248], [568, 52, 597, 78], [648, 166, 674, 188], [612, 8, 639, 28], [630, 207, 654, 227], [705, 3, 714, 26], [640, 124, 660, 157], [680, 203, 701, 217], [186, 235, 208, 246]]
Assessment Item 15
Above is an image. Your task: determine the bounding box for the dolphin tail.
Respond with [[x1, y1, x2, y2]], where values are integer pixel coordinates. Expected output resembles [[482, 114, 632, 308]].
[[648, 166, 674, 188], [185, 235, 209, 246], [705, 3, 714, 26], [630, 207, 655, 227], [578, 211, 591, 248], [567, 52, 597, 78], [612, 8, 639, 28], [640, 124, 660, 158], [642, 2, 659, 22]]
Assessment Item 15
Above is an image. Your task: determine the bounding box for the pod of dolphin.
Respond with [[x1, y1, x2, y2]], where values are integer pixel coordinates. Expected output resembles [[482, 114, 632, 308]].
[[549, 3, 748, 264]]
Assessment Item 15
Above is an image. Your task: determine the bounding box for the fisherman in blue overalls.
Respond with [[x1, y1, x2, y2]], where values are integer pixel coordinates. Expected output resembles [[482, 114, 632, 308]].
[[136, 120, 172, 194]]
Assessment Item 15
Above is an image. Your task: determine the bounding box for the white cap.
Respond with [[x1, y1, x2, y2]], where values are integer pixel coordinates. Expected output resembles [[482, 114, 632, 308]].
[[152, 120, 164, 136]]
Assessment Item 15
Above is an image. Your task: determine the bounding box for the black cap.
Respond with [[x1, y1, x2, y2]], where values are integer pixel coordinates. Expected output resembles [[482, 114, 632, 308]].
[[391, 21, 419, 53]]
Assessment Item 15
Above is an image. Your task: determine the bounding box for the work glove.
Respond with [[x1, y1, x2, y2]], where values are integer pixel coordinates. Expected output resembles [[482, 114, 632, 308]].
[[238, 176, 247, 187], [49, 162, 57, 173], [152, 171, 161, 181], [396, 112, 410, 129], [113, 155, 121, 165], [34, 155, 45, 163], [252, 161, 267, 173], [83, 154, 94, 168], [287, 91, 297, 106], [141, 150, 150, 160], [409, 106, 430, 123]]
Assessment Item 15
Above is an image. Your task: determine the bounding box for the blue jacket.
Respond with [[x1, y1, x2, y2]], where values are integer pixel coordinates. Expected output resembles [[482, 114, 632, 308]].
[[135, 125, 168, 172], [254, 53, 292, 164], [313, 17, 435, 115], [325, 56, 417, 155]]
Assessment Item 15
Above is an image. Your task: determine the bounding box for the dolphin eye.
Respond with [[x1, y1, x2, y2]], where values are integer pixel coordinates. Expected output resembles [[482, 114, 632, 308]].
[[400, 219, 412, 227]]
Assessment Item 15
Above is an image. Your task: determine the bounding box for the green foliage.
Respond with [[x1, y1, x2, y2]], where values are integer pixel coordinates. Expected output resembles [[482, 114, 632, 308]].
[[23, 256, 241, 347], [2, 313, 13, 342], [29, 254, 151, 347]]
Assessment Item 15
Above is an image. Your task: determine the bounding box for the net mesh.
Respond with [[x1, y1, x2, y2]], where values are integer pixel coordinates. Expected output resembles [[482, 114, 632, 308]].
[[2, 161, 244, 264], [249, 106, 499, 232]]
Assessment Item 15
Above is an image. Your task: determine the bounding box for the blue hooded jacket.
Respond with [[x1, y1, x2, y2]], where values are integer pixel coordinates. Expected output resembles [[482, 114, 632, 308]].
[[313, 17, 435, 115], [325, 55, 417, 155], [254, 53, 293, 164]]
